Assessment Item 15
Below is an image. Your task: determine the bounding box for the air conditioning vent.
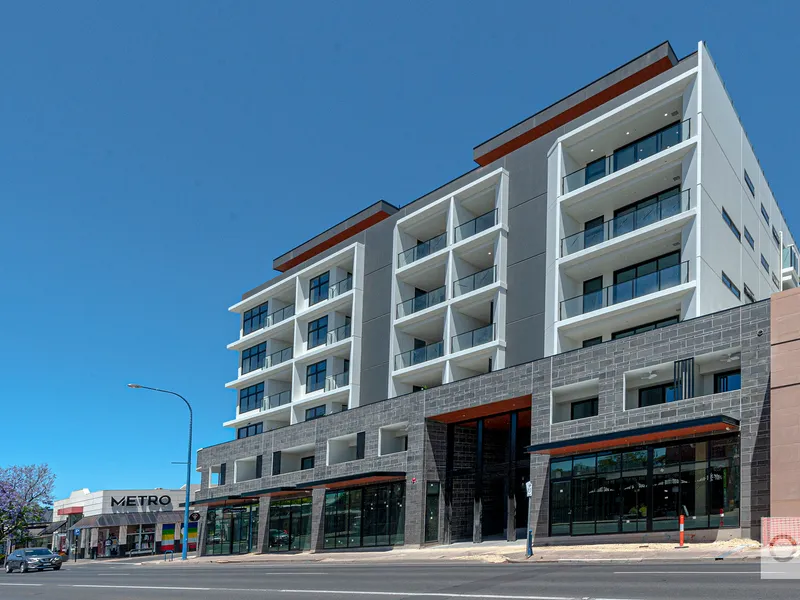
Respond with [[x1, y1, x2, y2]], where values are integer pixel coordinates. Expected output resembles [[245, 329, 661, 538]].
[[672, 176, 681, 182], [671, 110, 679, 117]]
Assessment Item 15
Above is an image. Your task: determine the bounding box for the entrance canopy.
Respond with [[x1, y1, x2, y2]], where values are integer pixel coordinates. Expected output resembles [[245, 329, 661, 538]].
[[68, 511, 186, 530], [526, 415, 739, 456], [39, 520, 67, 535]]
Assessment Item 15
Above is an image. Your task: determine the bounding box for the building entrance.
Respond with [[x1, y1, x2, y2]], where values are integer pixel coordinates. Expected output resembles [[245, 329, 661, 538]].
[[443, 407, 531, 543], [204, 503, 259, 555]]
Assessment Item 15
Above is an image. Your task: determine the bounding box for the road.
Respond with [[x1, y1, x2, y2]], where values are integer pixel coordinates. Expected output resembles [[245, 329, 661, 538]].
[[0, 559, 796, 599]]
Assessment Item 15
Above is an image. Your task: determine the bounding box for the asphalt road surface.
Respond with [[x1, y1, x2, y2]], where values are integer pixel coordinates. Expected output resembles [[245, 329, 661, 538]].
[[0, 559, 796, 599]]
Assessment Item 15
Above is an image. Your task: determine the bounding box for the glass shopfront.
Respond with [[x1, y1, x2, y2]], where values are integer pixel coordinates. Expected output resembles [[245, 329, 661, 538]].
[[549, 436, 739, 536], [323, 482, 405, 549], [126, 524, 156, 553], [204, 504, 259, 555], [267, 497, 312, 552]]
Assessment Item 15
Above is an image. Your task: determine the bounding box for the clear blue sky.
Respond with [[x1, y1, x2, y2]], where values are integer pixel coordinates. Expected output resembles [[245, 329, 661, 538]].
[[1, 1, 797, 500]]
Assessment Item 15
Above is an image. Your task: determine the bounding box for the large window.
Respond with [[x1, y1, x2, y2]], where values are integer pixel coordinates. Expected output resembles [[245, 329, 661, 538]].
[[309, 271, 330, 306], [638, 382, 677, 407], [306, 360, 327, 393], [239, 383, 264, 413], [549, 438, 740, 536], [714, 370, 741, 393], [308, 316, 329, 349], [612, 317, 678, 340], [612, 186, 681, 237], [267, 497, 311, 552], [204, 504, 259, 556], [237, 423, 263, 439], [612, 251, 681, 304], [242, 302, 269, 335], [323, 482, 405, 549], [300, 456, 315, 470], [241, 343, 267, 374], [305, 405, 326, 421], [571, 398, 598, 420]]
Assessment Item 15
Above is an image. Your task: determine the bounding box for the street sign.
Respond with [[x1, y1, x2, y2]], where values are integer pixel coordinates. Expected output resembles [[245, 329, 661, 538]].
[[525, 481, 533, 498], [74, 529, 80, 536], [190, 512, 201, 522]]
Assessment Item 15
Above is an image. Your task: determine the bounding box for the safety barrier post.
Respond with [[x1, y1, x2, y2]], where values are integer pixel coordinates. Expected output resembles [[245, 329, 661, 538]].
[[679, 515, 685, 547]]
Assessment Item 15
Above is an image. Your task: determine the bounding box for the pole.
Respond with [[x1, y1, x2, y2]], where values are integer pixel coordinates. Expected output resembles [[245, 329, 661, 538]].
[[679, 514, 685, 548], [525, 480, 533, 559], [128, 385, 193, 561]]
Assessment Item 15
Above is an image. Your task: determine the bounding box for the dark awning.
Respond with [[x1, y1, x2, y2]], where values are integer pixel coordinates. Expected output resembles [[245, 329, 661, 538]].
[[526, 415, 740, 456], [241, 486, 301, 498], [296, 471, 406, 490], [69, 511, 186, 530], [39, 520, 67, 535], [189, 494, 242, 506]]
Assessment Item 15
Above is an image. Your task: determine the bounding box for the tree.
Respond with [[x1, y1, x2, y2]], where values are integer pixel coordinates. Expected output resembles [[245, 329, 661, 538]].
[[0, 464, 55, 548]]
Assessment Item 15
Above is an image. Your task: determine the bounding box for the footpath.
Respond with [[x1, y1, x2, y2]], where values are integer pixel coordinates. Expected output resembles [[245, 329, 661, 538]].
[[143, 537, 762, 565]]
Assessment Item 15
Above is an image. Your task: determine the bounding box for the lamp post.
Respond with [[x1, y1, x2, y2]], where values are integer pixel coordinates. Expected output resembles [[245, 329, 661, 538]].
[[127, 384, 193, 561]]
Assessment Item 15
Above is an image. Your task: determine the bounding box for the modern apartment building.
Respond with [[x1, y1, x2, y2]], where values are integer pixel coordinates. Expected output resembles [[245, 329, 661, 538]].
[[193, 41, 797, 555]]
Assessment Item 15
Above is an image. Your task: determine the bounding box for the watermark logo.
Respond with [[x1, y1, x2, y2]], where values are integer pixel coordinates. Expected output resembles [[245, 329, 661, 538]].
[[761, 517, 800, 579]]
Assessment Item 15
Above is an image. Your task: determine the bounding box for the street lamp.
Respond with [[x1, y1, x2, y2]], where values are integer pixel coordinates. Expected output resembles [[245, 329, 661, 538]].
[[127, 383, 193, 561]]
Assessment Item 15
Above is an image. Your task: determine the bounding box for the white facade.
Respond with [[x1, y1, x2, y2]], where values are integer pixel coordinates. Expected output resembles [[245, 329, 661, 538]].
[[53, 488, 191, 517], [544, 41, 797, 355], [225, 242, 365, 431], [388, 168, 509, 397]]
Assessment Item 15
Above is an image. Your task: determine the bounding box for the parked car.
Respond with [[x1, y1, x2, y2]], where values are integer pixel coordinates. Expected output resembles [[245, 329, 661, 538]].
[[4, 548, 62, 573], [269, 529, 290, 546]]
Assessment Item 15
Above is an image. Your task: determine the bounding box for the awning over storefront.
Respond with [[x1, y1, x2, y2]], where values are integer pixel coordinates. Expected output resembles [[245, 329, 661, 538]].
[[190, 494, 243, 506], [39, 520, 67, 535], [526, 415, 740, 456], [297, 471, 406, 490], [68, 511, 186, 530], [241, 486, 304, 499]]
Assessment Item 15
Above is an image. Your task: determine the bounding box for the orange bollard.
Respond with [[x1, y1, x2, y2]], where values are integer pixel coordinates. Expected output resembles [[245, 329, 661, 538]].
[[679, 514, 685, 547]]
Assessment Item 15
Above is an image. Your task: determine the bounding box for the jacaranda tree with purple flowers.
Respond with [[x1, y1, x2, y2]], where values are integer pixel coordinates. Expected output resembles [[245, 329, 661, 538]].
[[0, 464, 55, 549]]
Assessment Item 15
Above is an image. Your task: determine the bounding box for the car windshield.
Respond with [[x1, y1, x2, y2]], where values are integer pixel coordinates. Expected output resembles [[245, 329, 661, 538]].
[[24, 549, 51, 556]]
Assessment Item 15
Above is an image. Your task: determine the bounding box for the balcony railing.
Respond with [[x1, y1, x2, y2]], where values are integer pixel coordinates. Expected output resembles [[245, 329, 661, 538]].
[[325, 371, 350, 391], [398, 232, 447, 267], [327, 322, 352, 345], [265, 390, 291, 410], [329, 275, 353, 299], [265, 304, 295, 328], [265, 347, 293, 369], [454, 209, 498, 243], [453, 266, 496, 297], [397, 286, 446, 319], [451, 323, 496, 353], [395, 341, 444, 370], [562, 119, 692, 194], [560, 261, 690, 319], [561, 190, 691, 256]]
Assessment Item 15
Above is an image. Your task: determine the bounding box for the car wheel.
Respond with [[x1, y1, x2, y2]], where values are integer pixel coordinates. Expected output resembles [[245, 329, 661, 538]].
[[4, 563, 12, 573], [20, 563, 28, 574], [53, 566, 61, 571]]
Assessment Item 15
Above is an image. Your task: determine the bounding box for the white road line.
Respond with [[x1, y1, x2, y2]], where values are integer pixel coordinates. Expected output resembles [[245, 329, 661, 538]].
[[613, 570, 761, 574], [53, 586, 636, 600], [0, 583, 44, 586]]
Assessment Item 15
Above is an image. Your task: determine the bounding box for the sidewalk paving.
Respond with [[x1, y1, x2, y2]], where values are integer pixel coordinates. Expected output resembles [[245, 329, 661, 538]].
[[163, 537, 762, 566]]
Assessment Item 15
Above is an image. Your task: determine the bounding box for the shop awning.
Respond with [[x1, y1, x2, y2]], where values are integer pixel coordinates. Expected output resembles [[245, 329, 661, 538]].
[[68, 511, 187, 530], [296, 471, 406, 490], [241, 486, 303, 499], [39, 521, 67, 535], [526, 415, 740, 456], [190, 494, 243, 506]]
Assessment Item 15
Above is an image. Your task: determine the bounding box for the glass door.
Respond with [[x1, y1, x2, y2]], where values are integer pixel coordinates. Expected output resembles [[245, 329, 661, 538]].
[[550, 480, 571, 535], [424, 482, 440, 543]]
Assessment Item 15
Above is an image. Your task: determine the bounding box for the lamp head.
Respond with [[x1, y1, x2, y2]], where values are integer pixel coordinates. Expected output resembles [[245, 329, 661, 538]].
[[127, 383, 142, 389]]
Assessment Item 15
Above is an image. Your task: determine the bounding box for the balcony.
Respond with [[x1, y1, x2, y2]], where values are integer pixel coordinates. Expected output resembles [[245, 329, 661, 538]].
[[395, 341, 444, 370], [561, 190, 691, 256], [327, 322, 352, 345], [265, 390, 291, 410], [266, 304, 295, 327], [329, 275, 353, 299], [453, 266, 496, 297], [265, 346, 293, 369], [398, 232, 447, 268], [397, 286, 446, 319], [560, 261, 690, 319], [451, 323, 496, 353], [562, 119, 691, 195], [454, 209, 497, 243], [325, 370, 350, 391]]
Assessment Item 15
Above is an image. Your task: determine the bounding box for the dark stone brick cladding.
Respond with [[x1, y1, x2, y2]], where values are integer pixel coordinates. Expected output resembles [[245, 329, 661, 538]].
[[196, 302, 771, 548]]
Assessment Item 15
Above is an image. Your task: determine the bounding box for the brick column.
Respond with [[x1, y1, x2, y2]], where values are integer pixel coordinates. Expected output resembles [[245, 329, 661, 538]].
[[308, 488, 327, 553], [193, 506, 209, 557], [256, 496, 271, 553], [529, 453, 550, 539]]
